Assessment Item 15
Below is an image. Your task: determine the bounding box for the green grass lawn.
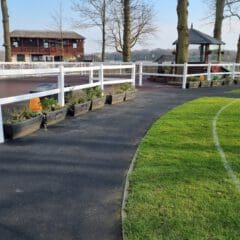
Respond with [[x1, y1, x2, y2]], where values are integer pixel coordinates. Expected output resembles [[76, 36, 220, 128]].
[[124, 97, 240, 240], [225, 89, 240, 94]]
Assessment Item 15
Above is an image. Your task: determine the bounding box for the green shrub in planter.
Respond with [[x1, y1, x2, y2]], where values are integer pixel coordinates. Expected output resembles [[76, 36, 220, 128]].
[[120, 83, 136, 101], [3, 108, 42, 139], [105, 84, 126, 105], [234, 77, 240, 85], [66, 90, 91, 117], [186, 77, 200, 88], [85, 87, 105, 110], [223, 76, 234, 85], [41, 98, 67, 127]]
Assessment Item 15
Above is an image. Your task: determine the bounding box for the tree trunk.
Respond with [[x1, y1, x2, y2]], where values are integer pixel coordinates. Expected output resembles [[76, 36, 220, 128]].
[[236, 34, 240, 63], [101, 0, 106, 62], [1, 0, 11, 62], [176, 0, 189, 65], [123, 0, 131, 62], [214, 0, 225, 62]]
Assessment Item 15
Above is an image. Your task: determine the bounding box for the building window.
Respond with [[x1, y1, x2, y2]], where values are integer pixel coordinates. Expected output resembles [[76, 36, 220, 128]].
[[13, 41, 18, 47], [44, 42, 49, 48], [32, 55, 44, 62], [17, 54, 25, 62], [73, 43, 77, 48]]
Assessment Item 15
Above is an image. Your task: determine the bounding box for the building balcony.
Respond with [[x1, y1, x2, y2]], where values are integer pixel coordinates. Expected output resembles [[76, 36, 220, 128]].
[[12, 46, 83, 56]]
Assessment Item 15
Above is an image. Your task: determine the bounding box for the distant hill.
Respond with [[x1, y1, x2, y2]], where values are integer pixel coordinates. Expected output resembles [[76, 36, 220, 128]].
[[86, 48, 236, 63]]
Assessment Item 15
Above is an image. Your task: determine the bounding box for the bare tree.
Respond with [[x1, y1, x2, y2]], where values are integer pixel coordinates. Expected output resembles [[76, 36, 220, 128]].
[[72, 0, 112, 62], [49, 1, 65, 61], [225, 0, 240, 63], [213, 0, 225, 62], [176, 0, 189, 65], [108, 0, 156, 62], [205, 0, 240, 63], [122, 0, 131, 62], [236, 34, 240, 63], [1, 0, 11, 62]]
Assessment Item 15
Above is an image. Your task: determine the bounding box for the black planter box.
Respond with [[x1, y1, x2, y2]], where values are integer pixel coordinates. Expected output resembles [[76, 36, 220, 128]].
[[187, 81, 200, 88], [125, 90, 136, 101], [91, 97, 106, 111], [68, 101, 91, 117], [223, 79, 234, 85], [234, 79, 240, 85], [3, 115, 42, 139], [44, 108, 67, 126], [200, 81, 211, 87], [106, 93, 125, 105]]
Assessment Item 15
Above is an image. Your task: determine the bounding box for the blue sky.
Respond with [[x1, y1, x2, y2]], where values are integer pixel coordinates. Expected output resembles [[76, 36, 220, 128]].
[[1, 0, 239, 53]]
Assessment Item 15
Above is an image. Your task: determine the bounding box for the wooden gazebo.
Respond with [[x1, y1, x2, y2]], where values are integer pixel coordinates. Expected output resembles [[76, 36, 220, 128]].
[[173, 25, 225, 63]]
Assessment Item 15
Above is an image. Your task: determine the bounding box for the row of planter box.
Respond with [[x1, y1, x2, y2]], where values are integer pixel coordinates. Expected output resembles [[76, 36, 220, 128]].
[[187, 79, 240, 88], [3, 90, 136, 140]]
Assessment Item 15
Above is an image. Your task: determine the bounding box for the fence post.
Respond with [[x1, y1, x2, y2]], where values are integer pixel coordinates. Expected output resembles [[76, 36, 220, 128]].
[[99, 63, 104, 91], [89, 63, 94, 84], [207, 62, 211, 81], [58, 65, 65, 107], [131, 64, 136, 87], [232, 63, 236, 80], [0, 105, 4, 143], [139, 62, 143, 86], [182, 63, 188, 89]]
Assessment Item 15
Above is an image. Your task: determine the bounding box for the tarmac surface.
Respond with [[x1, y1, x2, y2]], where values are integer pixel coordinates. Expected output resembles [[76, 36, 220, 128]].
[[0, 83, 238, 240]]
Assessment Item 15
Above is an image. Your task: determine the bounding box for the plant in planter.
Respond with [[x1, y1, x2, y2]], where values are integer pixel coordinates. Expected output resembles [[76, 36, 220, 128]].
[[105, 85, 126, 105], [85, 87, 105, 110], [66, 90, 91, 117], [211, 75, 223, 87], [200, 79, 211, 87], [234, 77, 240, 85], [120, 83, 136, 101], [223, 76, 234, 85], [41, 97, 67, 127], [186, 77, 200, 88], [3, 107, 42, 139]]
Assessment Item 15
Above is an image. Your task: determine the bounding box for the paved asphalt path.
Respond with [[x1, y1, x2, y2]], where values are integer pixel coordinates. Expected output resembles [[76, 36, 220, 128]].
[[0, 84, 237, 240]]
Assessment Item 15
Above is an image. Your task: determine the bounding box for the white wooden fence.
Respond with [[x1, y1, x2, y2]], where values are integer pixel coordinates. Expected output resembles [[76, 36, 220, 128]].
[[137, 62, 240, 89], [0, 63, 135, 143]]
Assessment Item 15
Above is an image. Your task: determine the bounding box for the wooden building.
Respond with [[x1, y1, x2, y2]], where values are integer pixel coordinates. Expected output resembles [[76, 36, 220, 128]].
[[173, 25, 225, 63], [10, 30, 85, 62]]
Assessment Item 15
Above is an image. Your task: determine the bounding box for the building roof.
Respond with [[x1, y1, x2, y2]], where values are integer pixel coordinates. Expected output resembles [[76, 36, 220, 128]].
[[156, 54, 174, 63], [173, 27, 225, 45], [10, 30, 85, 40]]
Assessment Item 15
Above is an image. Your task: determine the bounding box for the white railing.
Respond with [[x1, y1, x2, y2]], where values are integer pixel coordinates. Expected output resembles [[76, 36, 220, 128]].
[[0, 63, 136, 143], [137, 62, 240, 89]]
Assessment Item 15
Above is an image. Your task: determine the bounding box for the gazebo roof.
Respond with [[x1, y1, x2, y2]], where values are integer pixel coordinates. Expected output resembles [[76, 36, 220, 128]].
[[173, 27, 225, 45]]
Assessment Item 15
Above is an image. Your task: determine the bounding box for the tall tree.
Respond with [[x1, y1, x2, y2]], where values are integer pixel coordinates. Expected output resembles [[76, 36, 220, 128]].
[[236, 34, 240, 63], [176, 0, 189, 64], [213, 0, 225, 62], [50, 1, 64, 61], [122, 0, 131, 62], [225, 0, 240, 63], [108, 0, 156, 58], [72, 0, 111, 62], [1, 0, 11, 62]]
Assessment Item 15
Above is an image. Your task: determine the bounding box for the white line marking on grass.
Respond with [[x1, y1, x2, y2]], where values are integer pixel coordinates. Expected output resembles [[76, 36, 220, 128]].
[[212, 99, 240, 192]]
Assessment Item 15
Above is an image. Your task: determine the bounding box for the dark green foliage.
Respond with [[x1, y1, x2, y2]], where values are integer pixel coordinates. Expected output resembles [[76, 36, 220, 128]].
[[41, 98, 62, 112], [7, 107, 40, 124]]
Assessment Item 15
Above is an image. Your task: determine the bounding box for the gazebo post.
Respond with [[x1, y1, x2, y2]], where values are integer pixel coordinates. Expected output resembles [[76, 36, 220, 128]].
[[204, 44, 210, 63], [200, 45, 204, 62]]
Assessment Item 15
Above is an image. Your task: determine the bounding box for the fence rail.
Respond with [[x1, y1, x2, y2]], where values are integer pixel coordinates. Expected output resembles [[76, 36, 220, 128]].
[[0, 63, 135, 143], [137, 62, 240, 89]]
